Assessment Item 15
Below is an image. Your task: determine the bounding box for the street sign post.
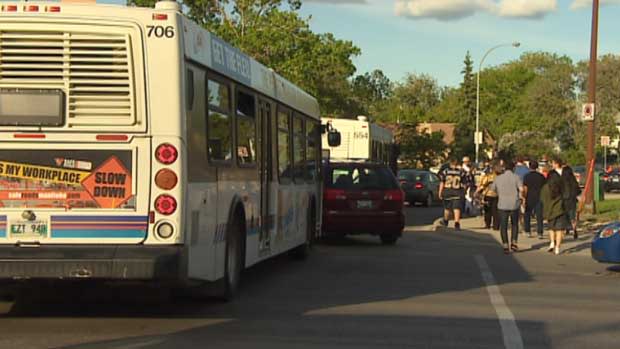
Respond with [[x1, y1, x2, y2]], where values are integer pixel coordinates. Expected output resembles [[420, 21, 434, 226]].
[[602, 136, 610, 170], [601, 136, 610, 147], [474, 131, 483, 145]]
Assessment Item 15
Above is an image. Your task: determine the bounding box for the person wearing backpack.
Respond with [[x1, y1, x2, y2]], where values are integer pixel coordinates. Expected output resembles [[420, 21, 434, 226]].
[[476, 160, 500, 230]]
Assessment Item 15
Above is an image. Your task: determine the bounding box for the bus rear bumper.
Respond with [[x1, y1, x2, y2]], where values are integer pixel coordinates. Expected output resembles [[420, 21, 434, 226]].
[[0, 245, 184, 282]]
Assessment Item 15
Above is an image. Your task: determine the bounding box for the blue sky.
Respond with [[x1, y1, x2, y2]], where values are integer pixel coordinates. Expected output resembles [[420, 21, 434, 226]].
[[100, 0, 620, 87], [298, 0, 620, 86]]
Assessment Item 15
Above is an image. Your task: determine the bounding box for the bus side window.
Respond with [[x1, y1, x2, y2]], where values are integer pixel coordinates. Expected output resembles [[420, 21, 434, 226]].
[[293, 114, 305, 183], [306, 120, 319, 182], [186, 66, 208, 180], [236, 89, 256, 165], [207, 79, 232, 162], [186, 68, 194, 111], [277, 108, 292, 181]]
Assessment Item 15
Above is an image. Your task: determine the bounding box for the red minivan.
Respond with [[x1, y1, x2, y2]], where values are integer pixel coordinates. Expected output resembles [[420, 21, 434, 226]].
[[322, 162, 405, 244]]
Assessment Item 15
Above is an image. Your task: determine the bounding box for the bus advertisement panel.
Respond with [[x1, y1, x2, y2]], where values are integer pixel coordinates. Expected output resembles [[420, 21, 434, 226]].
[[0, 150, 134, 210]]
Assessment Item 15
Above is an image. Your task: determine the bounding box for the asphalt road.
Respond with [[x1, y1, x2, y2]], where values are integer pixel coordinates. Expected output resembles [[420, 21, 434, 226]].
[[1, 205, 619, 349]]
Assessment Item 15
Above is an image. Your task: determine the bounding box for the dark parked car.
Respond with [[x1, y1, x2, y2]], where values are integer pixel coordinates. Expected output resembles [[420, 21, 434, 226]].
[[322, 161, 405, 244], [397, 169, 440, 207], [603, 169, 620, 192], [573, 164, 613, 192]]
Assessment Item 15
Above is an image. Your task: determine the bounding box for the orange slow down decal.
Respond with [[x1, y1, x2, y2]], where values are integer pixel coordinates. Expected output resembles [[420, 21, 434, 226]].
[[81, 156, 133, 209]]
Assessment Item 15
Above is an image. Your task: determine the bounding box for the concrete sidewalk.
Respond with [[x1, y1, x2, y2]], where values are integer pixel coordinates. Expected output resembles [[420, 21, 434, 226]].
[[435, 215, 600, 256]]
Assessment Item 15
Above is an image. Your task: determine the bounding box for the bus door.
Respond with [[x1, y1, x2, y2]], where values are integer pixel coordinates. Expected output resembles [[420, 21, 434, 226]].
[[259, 100, 272, 252]]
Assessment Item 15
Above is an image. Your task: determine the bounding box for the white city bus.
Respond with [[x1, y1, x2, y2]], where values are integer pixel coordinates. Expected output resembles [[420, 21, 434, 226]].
[[0, 0, 323, 298], [322, 116, 395, 164]]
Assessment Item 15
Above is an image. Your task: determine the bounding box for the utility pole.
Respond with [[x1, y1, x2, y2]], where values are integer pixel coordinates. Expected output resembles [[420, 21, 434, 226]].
[[585, 0, 599, 213]]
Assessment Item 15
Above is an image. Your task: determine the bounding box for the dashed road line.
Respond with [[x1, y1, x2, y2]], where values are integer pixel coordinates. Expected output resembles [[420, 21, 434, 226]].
[[475, 254, 524, 349]]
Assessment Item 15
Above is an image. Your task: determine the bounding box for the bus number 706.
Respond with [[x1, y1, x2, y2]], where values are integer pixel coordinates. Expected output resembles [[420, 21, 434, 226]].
[[147, 25, 174, 38]]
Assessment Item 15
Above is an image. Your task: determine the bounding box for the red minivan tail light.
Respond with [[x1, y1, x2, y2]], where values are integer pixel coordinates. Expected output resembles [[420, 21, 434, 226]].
[[414, 182, 424, 189], [155, 143, 178, 165], [155, 194, 177, 215], [384, 189, 404, 202], [324, 188, 346, 201]]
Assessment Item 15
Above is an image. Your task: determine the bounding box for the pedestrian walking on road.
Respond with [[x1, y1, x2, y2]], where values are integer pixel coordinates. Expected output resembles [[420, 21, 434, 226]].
[[476, 162, 500, 230], [462, 156, 476, 216], [514, 156, 530, 182], [541, 157, 568, 255], [439, 158, 467, 231], [561, 165, 581, 240], [490, 161, 523, 254], [523, 160, 546, 239]]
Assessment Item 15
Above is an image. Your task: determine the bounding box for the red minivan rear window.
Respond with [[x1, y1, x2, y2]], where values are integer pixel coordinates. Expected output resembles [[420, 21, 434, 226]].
[[327, 165, 399, 190]]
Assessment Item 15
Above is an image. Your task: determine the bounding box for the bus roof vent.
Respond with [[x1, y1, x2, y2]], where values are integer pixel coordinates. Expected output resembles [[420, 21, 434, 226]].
[[357, 115, 369, 122], [155, 1, 181, 11]]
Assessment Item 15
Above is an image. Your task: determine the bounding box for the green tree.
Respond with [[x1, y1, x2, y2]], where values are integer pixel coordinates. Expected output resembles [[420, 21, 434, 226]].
[[461, 51, 476, 123], [129, 0, 360, 117], [350, 69, 393, 117], [576, 54, 620, 148], [447, 52, 481, 160], [396, 123, 447, 169], [378, 73, 441, 124]]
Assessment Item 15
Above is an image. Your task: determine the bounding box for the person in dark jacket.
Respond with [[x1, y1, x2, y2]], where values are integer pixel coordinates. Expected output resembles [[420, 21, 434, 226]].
[[523, 160, 546, 239], [562, 165, 581, 240], [541, 157, 568, 255]]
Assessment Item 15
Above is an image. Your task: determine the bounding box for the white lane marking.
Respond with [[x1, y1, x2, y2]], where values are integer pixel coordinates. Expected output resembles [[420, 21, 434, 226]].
[[112, 337, 166, 349], [475, 254, 524, 349]]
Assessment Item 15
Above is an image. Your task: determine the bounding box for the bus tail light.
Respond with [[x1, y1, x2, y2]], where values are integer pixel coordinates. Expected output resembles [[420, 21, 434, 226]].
[[155, 194, 177, 215], [156, 222, 175, 239], [155, 169, 178, 190], [155, 143, 178, 165], [152, 13, 168, 20]]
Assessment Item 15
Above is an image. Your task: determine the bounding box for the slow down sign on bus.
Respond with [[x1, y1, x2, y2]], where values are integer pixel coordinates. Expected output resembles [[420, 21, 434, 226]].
[[81, 156, 133, 209]]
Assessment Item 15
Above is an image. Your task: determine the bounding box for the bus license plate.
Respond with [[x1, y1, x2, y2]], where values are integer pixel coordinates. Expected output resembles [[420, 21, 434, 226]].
[[10, 220, 48, 238], [357, 200, 373, 209]]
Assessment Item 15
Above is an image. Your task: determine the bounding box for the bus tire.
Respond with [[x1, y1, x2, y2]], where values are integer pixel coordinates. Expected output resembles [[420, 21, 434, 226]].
[[291, 202, 316, 260], [220, 217, 244, 301]]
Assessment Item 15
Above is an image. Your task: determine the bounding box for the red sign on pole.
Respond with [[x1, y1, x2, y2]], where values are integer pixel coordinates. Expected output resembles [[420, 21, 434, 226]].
[[582, 103, 595, 121]]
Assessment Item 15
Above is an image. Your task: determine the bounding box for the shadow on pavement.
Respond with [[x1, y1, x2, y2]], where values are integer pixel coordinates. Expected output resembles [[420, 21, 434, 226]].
[[0, 227, 546, 348], [57, 315, 552, 349]]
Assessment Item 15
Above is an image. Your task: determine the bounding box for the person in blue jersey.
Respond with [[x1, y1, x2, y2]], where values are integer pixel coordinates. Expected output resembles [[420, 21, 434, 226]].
[[438, 158, 467, 230], [514, 156, 530, 182]]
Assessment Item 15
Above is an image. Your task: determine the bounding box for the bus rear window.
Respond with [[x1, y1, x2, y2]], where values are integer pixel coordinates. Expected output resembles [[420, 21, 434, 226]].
[[0, 89, 64, 127]]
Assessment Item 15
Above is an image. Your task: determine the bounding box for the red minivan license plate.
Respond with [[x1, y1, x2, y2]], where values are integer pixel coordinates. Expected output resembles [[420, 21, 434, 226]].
[[357, 200, 373, 209]]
